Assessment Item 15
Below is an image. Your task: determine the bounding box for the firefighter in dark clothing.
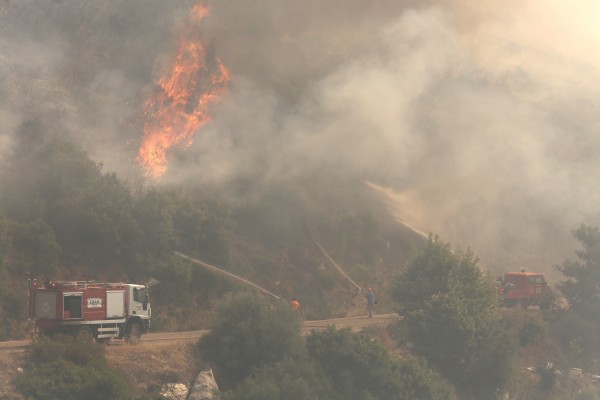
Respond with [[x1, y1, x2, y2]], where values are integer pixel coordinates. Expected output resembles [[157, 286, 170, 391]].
[[366, 288, 375, 318]]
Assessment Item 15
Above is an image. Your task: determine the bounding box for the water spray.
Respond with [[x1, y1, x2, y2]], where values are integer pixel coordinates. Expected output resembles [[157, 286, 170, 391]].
[[313, 240, 362, 291], [174, 251, 280, 299]]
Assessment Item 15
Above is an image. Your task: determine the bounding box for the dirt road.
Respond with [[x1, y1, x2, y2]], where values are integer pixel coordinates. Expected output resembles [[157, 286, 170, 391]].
[[0, 313, 400, 350], [0, 313, 401, 398]]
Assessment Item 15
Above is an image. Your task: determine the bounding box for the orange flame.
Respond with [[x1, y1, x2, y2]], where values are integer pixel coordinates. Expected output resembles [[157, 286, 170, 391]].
[[138, 1, 229, 177]]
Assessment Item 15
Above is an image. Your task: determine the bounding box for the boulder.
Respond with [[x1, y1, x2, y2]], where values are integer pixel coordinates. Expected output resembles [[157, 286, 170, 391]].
[[187, 369, 220, 400], [160, 383, 188, 400]]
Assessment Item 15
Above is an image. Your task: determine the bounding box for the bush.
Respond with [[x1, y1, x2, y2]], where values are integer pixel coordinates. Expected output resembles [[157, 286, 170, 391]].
[[502, 309, 547, 347], [306, 327, 456, 400], [14, 335, 131, 400], [197, 291, 304, 390], [27, 335, 107, 367], [14, 360, 130, 400], [550, 311, 600, 366], [222, 359, 330, 400], [392, 237, 516, 399]]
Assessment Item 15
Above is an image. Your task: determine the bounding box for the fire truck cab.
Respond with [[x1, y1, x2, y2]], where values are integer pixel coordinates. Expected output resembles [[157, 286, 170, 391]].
[[497, 271, 550, 309], [28, 279, 151, 344]]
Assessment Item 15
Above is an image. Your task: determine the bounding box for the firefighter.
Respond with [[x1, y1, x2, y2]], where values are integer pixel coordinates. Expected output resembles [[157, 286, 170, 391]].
[[290, 298, 301, 311], [366, 288, 376, 318]]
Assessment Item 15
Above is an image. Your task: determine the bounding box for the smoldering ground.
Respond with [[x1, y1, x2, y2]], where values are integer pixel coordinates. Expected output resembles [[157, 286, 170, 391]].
[[1, 0, 600, 273]]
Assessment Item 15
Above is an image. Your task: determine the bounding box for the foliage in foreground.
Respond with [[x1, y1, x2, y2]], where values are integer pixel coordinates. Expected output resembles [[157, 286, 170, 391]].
[[306, 327, 456, 400], [0, 137, 234, 338], [557, 225, 600, 324], [13, 335, 131, 400], [200, 292, 456, 400], [198, 291, 305, 390], [392, 236, 516, 399]]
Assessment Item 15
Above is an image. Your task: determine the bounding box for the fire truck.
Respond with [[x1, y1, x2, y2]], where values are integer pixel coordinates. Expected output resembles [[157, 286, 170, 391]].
[[28, 278, 151, 344], [496, 271, 551, 309]]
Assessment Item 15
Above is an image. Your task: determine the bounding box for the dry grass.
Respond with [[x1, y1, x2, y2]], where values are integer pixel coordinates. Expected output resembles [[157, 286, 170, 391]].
[[0, 349, 26, 399], [0, 339, 202, 399], [106, 340, 200, 397]]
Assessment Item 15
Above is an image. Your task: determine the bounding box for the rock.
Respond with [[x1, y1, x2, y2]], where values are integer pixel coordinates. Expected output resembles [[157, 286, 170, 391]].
[[160, 383, 188, 400], [187, 369, 220, 400]]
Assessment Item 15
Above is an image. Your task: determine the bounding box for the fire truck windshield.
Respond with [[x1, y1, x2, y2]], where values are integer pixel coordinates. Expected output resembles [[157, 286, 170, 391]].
[[528, 276, 545, 285], [133, 287, 148, 303]]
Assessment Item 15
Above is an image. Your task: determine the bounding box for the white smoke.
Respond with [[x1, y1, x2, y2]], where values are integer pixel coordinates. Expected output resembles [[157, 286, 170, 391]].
[[2, 0, 600, 274], [168, 1, 600, 273]]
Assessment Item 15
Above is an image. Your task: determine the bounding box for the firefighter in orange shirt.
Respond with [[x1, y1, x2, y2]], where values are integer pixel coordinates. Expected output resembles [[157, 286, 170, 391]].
[[290, 298, 301, 311]]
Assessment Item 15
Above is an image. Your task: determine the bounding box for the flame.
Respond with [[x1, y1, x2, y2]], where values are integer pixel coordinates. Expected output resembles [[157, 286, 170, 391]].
[[138, 1, 230, 177]]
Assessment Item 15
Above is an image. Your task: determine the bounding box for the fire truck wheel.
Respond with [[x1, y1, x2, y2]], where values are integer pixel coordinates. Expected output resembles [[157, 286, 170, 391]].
[[127, 322, 142, 345], [76, 326, 94, 341]]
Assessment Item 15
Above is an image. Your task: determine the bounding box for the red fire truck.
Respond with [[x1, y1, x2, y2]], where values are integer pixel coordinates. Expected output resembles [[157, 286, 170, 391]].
[[28, 279, 151, 344], [496, 271, 551, 309]]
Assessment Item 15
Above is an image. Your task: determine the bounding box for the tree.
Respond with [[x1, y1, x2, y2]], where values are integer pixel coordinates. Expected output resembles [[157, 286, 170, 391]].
[[49, 172, 139, 270], [132, 189, 233, 261], [306, 327, 456, 400], [556, 225, 600, 320], [392, 236, 462, 313], [11, 219, 61, 276], [392, 236, 516, 399], [172, 196, 233, 266], [132, 188, 177, 260], [554, 226, 600, 368], [0, 138, 142, 273], [0, 138, 102, 222], [197, 292, 304, 390], [0, 216, 39, 339]]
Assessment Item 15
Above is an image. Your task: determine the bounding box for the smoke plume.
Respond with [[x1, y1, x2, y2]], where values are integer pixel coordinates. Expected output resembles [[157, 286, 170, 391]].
[[2, 0, 600, 273]]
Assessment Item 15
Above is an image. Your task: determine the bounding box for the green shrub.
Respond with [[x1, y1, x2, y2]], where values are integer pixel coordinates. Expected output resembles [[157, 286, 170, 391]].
[[222, 359, 330, 400], [306, 327, 456, 400], [550, 311, 600, 366], [198, 291, 304, 390], [392, 237, 516, 398], [15, 335, 131, 399], [502, 309, 546, 347], [14, 359, 130, 400], [27, 335, 106, 367]]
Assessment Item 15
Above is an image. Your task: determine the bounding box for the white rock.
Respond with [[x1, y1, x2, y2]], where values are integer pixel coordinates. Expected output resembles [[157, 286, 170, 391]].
[[160, 383, 188, 400], [187, 369, 220, 400]]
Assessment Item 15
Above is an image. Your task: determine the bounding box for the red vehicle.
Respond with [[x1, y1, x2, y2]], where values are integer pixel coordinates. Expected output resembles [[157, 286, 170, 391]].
[[28, 278, 151, 344], [497, 271, 551, 309]]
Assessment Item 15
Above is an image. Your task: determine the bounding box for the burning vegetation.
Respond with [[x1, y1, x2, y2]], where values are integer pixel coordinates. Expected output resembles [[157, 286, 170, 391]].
[[137, 1, 229, 178]]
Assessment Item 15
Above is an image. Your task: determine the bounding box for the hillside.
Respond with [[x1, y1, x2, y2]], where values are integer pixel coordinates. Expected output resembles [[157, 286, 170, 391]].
[[0, 316, 399, 398], [0, 131, 426, 337], [2, 1, 600, 398], [0, 341, 197, 399], [1, 0, 596, 278], [0, 1, 594, 336], [3, 310, 600, 400]]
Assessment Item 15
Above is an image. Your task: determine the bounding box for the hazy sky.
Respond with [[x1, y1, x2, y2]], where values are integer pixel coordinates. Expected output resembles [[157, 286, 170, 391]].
[[2, 0, 600, 274]]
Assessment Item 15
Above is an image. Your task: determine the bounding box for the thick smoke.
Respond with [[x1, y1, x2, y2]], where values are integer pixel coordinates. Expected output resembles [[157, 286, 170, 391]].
[[174, 0, 600, 273], [2, 0, 600, 273]]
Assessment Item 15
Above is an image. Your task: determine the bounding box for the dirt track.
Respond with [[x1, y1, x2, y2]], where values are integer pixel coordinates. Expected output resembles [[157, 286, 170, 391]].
[[0, 313, 400, 350], [0, 313, 400, 397]]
